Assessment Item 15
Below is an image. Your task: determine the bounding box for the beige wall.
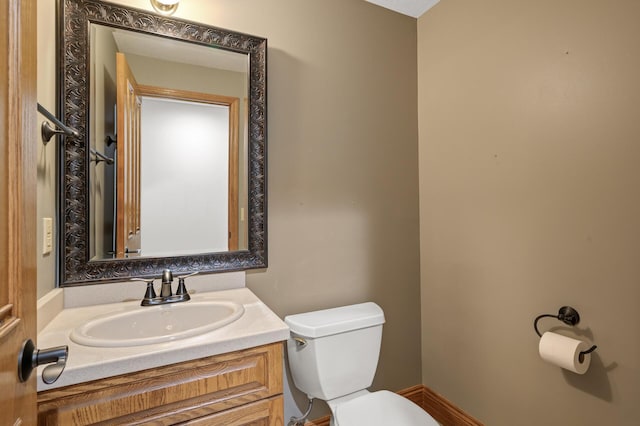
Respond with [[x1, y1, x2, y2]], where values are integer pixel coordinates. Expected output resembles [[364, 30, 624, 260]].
[[36, 0, 57, 298], [36, 0, 421, 419], [125, 54, 246, 99], [89, 24, 118, 259], [418, 0, 640, 424], [191, 1, 421, 417]]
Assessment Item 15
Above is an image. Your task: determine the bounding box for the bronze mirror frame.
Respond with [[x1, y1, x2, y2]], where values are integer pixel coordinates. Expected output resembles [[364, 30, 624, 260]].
[[58, 0, 267, 286]]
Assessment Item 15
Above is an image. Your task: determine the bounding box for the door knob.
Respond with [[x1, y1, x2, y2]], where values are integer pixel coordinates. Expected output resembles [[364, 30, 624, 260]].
[[17, 339, 68, 384]]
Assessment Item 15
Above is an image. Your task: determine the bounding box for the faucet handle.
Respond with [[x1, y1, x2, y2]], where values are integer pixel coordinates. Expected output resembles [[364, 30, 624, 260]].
[[131, 278, 157, 302], [176, 271, 198, 280], [176, 271, 197, 299]]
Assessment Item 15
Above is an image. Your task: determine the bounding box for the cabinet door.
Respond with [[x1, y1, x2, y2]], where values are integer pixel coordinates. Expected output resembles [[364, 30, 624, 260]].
[[38, 343, 283, 425], [185, 396, 283, 426]]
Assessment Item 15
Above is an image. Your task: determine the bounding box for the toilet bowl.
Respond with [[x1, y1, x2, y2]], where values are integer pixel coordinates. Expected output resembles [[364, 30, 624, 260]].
[[334, 390, 437, 426], [285, 302, 438, 426]]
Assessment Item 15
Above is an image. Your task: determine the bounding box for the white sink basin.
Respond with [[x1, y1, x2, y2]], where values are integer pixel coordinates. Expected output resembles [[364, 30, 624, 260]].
[[69, 301, 245, 347]]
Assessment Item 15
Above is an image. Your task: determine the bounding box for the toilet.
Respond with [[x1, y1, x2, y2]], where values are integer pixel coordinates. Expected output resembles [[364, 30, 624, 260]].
[[285, 302, 438, 426]]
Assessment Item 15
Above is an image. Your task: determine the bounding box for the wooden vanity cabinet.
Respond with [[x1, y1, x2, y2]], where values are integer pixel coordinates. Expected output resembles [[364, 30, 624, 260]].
[[37, 342, 284, 425]]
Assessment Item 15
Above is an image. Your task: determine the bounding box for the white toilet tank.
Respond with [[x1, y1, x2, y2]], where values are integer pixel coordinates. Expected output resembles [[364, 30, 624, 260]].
[[285, 302, 385, 401]]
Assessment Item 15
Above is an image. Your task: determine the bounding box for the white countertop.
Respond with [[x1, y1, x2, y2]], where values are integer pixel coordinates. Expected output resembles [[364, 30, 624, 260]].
[[37, 287, 289, 391]]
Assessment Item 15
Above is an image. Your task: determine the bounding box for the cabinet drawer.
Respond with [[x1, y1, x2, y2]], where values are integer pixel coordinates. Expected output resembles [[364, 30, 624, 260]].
[[37, 342, 283, 425], [185, 395, 283, 426]]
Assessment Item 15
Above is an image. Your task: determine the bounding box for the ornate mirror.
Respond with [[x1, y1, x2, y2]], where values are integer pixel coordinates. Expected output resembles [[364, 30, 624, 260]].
[[58, 0, 267, 285]]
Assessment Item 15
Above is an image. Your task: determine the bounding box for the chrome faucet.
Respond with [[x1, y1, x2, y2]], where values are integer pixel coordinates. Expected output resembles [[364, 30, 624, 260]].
[[160, 269, 173, 298], [133, 270, 198, 306]]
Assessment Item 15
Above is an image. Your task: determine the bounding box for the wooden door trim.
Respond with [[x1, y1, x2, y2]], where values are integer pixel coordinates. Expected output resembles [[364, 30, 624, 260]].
[[0, 305, 19, 339], [115, 52, 142, 257], [136, 85, 241, 251]]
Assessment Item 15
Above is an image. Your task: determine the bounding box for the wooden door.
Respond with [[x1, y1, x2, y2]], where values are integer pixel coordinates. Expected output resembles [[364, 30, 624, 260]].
[[115, 53, 142, 257], [0, 0, 38, 424]]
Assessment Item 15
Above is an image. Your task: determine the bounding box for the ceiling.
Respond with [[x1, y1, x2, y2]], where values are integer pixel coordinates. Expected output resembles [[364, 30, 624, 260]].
[[365, 0, 440, 18]]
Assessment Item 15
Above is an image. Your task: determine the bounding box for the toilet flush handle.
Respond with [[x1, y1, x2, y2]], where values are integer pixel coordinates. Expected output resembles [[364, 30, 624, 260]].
[[292, 337, 307, 348]]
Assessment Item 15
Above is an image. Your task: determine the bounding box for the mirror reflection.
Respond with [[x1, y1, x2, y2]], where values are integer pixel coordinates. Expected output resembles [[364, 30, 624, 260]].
[[89, 24, 249, 259], [59, 0, 267, 285]]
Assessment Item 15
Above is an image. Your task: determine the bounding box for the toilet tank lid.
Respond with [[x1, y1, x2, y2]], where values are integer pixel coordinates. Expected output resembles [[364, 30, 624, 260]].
[[284, 302, 385, 338]]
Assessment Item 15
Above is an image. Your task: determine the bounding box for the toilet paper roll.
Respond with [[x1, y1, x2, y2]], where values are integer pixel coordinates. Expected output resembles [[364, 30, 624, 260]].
[[538, 331, 591, 374]]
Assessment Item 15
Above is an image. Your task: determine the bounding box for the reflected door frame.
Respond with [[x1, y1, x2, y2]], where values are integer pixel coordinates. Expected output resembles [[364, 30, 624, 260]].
[[115, 52, 142, 257], [115, 77, 240, 256]]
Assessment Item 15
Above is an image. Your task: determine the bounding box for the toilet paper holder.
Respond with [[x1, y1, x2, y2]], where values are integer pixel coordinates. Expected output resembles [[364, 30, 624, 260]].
[[534, 306, 598, 362]]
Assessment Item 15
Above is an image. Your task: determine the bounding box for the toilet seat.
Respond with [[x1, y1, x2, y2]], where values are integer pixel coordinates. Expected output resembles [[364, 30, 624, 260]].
[[334, 390, 439, 426]]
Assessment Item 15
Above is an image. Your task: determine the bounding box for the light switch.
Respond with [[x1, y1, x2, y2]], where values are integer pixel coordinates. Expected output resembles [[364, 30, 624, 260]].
[[43, 217, 53, 255]]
